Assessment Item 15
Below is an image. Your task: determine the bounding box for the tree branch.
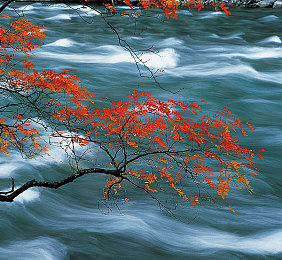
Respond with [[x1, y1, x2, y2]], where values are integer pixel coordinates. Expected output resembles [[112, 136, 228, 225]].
[[0, 0, 15, 14], [118, 148, 201, 171], [0, 167, 120, 202]]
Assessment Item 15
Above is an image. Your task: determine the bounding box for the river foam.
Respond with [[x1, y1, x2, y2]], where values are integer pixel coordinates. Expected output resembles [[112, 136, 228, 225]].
[[45, 14, 73, 20], [259, 36, 281, 44], [0, 237, 67, 260], [1, 4, 282, 259], [0, 163, 20, 178], [216, 46, 282, 59], [193, 229, 282, 255], [45, 38, 76, 47], [39, 46, 179, 69], [166, 62, 282, 84], [258, 15, 279, 22], [209, 32, 245, 40], [14, 189, 40, 203]]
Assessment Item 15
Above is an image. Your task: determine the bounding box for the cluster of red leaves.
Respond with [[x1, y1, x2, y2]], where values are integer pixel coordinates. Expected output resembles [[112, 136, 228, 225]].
[[0, 12, 261, 209], [87, 91, 262, 205], [0, 15, 93, 156], [49, 85, 263, 206], [0, 15, 46, 155], [104, 0, 231, 19]]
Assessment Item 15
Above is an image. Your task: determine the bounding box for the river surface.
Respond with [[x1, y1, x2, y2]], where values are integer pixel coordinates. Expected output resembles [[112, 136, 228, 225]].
[[0, 3, 282, 259]]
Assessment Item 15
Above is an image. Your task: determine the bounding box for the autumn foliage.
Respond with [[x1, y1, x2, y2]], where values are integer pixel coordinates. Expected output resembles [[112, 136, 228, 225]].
[[104, 0, 231, 18], [0, 3, 261, 210]]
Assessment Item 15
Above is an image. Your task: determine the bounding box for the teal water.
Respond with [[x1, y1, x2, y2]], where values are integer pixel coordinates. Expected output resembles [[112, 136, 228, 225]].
[[0, 3, 282, 259]]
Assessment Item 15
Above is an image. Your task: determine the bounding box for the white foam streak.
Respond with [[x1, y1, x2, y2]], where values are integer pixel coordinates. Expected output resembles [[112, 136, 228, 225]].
[[168, 62, 255, 76], [39, 46, 178, 69], [39, 50, 129, 64], [0, 163, 20, 178], [167, 63, 282, 84], [57, 207, 282, 256], [77, 6, 100, 15], [122, 215, 282, 255], [259, 36, 281, 44], [210, 32, 244, 40], [258, 15, 279, 22], [198, 11, 225, 19], [160, 37, 184, 47], [193, 229, 282, 255], [32, 131, 90, 165], [14, 189, 40, 203], [17, 5, 34, 12], [46, 14, 73, 20], [141, 48, 178, 69], [68, 5, 100, 15], [178, 10, 192, 16], [46, 38, 75, 47], [46, 4, 67, 10], [0, 238, 67, 259], [217, 47, 282, 59]]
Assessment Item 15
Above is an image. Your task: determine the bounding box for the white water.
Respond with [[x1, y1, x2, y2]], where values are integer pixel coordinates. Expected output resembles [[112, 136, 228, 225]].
[[1, 4, 282, 259], [40, 46, 179, 69]]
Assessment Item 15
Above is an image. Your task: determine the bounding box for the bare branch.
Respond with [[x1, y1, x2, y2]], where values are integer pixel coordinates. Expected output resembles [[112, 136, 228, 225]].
[[0, 167, 120, 202], [0, 0, 15, 14]]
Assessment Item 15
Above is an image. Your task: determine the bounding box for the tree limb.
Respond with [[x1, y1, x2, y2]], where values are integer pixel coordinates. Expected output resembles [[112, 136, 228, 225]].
[[0, 167, 120, 202], [0, 0, 15, 14]]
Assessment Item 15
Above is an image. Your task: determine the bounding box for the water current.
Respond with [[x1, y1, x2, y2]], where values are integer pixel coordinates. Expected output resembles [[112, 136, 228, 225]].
[[0, 3, 281, 259]]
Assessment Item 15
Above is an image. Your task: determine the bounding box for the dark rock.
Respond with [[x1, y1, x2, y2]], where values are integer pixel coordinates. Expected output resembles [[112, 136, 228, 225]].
[[257, 0, 276, 7]]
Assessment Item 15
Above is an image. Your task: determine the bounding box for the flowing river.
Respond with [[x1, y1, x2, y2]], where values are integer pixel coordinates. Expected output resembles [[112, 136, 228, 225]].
[[0, 3, 282, 259]]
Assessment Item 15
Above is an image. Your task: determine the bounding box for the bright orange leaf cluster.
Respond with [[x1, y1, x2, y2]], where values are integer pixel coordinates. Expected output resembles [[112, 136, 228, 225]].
[[0, 14, 46, 156], [0, 10, 260, 210], [80, 91, 262, 205], [104, 0, 231, 19], [0, 15, 93, 157]]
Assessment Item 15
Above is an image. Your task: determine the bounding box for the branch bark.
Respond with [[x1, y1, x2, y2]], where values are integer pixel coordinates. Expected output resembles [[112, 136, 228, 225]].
[[0, 167, 120, 202], [0, 0, 16, 14]]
